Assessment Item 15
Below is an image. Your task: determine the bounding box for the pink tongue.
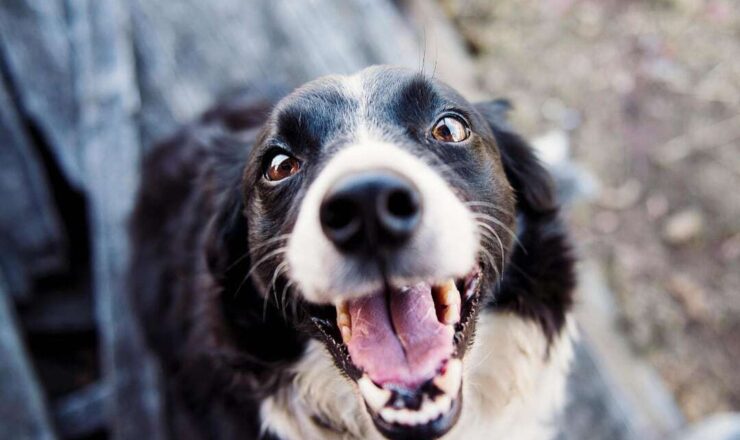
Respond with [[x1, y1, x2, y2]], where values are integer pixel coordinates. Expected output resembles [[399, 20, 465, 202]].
[[346, 283, 454, 388]]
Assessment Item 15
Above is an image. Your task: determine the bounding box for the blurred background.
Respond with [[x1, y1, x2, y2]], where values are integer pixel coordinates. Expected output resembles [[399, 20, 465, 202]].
[[0, 0, 737, 439]]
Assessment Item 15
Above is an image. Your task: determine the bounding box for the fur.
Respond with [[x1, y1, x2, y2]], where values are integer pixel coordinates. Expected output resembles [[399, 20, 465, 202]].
[[129, 66, 576, 440]]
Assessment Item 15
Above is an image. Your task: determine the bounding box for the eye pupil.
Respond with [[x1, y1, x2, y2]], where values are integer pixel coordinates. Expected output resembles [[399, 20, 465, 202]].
[[266, 153, 300, 182], [432, 116, 470, 143]]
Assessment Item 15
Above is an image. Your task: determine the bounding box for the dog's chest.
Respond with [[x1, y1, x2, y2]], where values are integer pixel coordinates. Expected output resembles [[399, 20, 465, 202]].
[[259, 312, 575, 440]]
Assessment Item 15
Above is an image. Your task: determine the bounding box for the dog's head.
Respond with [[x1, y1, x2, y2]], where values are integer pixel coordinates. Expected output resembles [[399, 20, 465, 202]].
[[238, 66, 547, 439]]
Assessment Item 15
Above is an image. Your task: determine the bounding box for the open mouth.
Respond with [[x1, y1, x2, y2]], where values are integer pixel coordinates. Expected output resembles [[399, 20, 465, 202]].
[[311, 268, 482, 439]]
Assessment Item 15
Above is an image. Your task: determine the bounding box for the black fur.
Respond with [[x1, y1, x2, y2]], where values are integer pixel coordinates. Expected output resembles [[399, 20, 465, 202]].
[[130, 69, 574, 439]]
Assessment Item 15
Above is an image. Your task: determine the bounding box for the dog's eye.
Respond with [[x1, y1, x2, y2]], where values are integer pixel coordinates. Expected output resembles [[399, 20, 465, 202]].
[[265, 153, 301, 182], [431, 116, 470, 143]]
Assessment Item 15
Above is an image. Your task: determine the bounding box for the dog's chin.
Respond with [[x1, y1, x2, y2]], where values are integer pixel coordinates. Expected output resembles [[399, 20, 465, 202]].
[[307, 267, 483, 440]]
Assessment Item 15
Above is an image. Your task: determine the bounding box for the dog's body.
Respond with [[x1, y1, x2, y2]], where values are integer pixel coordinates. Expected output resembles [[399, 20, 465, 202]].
[[131, 66, 576, 440]]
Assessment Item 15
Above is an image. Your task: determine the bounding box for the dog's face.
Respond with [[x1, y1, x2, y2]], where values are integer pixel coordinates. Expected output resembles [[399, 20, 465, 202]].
[[242, 66, 516, 439]]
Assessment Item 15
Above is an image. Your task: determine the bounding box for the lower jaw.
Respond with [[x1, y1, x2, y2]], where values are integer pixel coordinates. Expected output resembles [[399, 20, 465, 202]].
[[370, 390, 463, 440]]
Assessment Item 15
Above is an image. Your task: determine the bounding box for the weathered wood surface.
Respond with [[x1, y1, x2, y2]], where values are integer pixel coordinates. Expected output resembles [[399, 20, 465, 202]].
[[0, 275, 57, 440], [0, 64, 67, 303], [0, 0, 84, 190], [53, 382, 110, 439]]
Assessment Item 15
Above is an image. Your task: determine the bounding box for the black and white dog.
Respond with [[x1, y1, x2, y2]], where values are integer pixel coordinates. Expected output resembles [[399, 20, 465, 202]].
[[131, 65, 576, 440]]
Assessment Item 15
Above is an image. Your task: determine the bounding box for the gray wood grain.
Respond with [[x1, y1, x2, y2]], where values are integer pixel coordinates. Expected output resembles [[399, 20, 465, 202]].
[[65, 0, 166, 438], [130, 0, 422, 147], [0, 68, 67, 302], [0, 0, 83, 189], [0, 275, 57, 440]]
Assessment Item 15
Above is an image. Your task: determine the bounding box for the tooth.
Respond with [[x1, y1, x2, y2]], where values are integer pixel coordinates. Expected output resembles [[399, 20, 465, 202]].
[[336, 301, 351, 342], [434, 358, 463, 397], [358, 376, 391, 412], [337, 311, 350, 327], [418, 397, 436, 423], [435, 279, 461, 306], [442, 303, 460, 325], [336, 300, 349, 319], [340, 325, 352, 343], [380, 408, 397, 424], [396, 409, 413, 425], [436, 394, 452, 412]]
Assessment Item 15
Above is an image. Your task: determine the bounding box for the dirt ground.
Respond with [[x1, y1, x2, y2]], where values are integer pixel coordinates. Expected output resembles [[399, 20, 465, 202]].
[[439, 0, 740, 422]]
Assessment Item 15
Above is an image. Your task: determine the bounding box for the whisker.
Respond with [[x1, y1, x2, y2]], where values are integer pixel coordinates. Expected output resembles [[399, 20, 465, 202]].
[[280, 279, 295, 320], [235, 247, 287, 298], [465, 201, 515, 218], [477, 222, 506, 279], [262, 261, 288, 321], [224, 251, 251, 273], [478, 246, 501, 283], [472, 213, 526, 254], [225, 234, 290, 273], [270, 262, 288, 304], [245, 248, 288, 281], [248, 234, 291, 254]]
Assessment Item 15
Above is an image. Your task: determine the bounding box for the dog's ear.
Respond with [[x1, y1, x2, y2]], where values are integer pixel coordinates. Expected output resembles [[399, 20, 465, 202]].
[[475, 100, 556, 216], [205, 191, 249, 282], [476, 101, 575, 343]]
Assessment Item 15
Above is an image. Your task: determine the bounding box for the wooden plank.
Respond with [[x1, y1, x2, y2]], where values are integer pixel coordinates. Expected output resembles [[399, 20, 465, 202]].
[[65, 0, 166, 439], [0, 0, 84, 189], [0, 275, 57, 440], [129, 0, 422, 146], [53, 382, 110, 439], [0, 65, 67, 302]]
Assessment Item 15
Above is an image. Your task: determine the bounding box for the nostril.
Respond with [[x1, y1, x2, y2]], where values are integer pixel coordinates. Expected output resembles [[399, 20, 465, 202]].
[[320, 196, 362, 249], [377, 184, 421, 243], [322, 197, 356, 230], [386, 188, 419, 220]]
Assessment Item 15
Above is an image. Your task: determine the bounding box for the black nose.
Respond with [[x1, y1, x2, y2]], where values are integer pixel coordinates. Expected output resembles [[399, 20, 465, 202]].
[[320, 172, 422, 253]]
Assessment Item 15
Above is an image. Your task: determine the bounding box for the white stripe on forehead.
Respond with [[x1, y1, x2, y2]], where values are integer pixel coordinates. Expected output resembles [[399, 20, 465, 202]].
[[341, 71, 374, 142]]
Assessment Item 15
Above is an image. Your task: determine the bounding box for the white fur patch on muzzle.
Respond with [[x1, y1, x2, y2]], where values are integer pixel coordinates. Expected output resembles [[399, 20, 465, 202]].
[[287, 140, 478, 304]]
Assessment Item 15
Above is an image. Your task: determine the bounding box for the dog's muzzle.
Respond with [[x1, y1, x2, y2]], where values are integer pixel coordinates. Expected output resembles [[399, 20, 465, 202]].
[[286, 140, 480, 439]]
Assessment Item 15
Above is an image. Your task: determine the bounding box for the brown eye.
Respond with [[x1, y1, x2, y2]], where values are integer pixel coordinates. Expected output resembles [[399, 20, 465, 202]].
[[431, 116, 470, 143], [265, 153, 301, 182]]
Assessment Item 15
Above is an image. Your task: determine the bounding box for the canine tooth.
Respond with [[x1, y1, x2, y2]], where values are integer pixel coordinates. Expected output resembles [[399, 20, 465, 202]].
[[336, 301, 351, 342], [442, 304, 460, 325], [340, 325, 352, 343], [434, 358, 463, 397], [436, 279, 461, 306], [337, 312, 350, 327], [358, 376, 391, 411], [336, 300, 349, 319]]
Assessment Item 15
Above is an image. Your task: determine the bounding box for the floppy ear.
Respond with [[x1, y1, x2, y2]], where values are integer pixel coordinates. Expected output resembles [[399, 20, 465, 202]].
[[475, 101, 575, 343], [475, 100, 557, 216]]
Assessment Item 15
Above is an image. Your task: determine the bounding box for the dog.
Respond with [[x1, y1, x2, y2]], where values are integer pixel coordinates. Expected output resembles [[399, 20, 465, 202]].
[[130, 65, 576, 440]]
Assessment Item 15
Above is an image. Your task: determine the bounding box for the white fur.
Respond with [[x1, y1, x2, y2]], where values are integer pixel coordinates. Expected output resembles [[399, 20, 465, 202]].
[[260, 312, 577, 440], [286, 139, 478, 304]]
